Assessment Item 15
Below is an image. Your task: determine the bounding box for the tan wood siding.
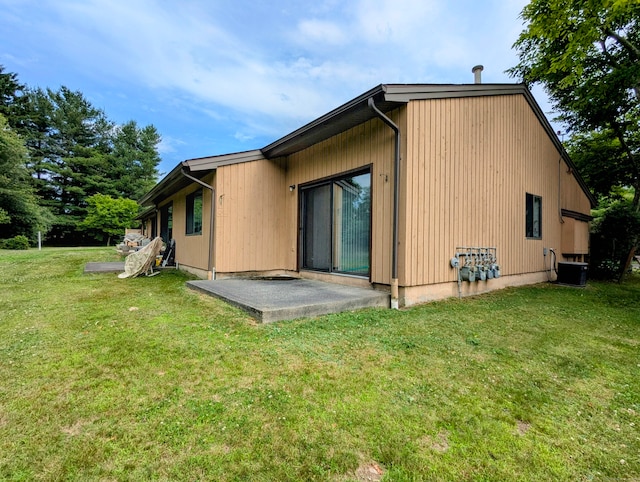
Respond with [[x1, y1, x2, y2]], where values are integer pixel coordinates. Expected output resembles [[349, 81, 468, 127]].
[[285, 109, 404, 284], [561, 168, 592, 215], [561, 218, 590, 255], [157, 172, 214, 271], [402, 95, 591, 287], [214, 160, 288, 273], [559, 161, 590, 257]]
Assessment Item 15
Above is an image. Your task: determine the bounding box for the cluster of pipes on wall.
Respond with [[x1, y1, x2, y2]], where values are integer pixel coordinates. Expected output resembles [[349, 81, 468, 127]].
[[450, 247, 500, 298]]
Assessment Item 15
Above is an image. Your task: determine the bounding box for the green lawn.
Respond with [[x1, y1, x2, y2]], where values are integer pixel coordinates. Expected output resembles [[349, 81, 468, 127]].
[[1, 247, 639, 481]]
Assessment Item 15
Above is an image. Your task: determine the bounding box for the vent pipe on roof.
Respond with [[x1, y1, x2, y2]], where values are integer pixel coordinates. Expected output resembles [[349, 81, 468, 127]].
[[472, 65, 484, 84]]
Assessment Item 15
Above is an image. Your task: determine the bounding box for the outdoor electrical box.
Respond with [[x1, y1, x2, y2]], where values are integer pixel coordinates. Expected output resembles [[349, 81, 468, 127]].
[[557, 262, 588, 287]]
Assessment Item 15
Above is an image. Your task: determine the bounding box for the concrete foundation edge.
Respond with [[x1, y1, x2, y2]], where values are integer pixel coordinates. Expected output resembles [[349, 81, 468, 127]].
[[400, 272, 550, 307]]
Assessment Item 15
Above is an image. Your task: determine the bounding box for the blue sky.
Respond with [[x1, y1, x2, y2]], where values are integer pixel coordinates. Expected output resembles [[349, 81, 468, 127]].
[[0, 0, 546, 176]]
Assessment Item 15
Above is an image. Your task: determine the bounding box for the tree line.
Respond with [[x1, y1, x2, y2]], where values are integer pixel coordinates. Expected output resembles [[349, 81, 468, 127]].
[[510, 0, 640, 278], [2, 0, 639, 276], [0, 66, 160, 246]]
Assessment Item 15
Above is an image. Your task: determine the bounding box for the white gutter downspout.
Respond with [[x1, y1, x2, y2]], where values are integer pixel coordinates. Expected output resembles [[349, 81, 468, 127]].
[[368, 97, 401, 309], [181, 165, 215, 280]]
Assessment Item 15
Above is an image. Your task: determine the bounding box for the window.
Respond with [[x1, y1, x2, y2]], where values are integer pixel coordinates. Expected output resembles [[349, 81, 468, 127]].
[[160, 203, 173, 243], [300, 169, 371, 277], [186, 189, 203, 235], [526, 193, 542, 239]]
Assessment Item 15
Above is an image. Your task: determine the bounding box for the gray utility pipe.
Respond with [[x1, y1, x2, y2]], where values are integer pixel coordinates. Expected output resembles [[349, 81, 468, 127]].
[[180, 166, 215, 280], [368, 97, 400, 309]]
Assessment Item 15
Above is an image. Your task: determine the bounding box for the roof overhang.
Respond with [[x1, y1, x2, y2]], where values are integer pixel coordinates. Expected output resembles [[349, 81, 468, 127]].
[[260, 82, 595, 206], [184, 149, 265, 172], [135, 204, 157, 221], [141, 82, 596, 208], [138, 150, 264, 207], [261, 83, 530, 159]]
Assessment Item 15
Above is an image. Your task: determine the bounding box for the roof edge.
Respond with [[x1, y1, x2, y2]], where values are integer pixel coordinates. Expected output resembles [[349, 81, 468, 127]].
[[261, 84, 386, 157], [184, 149, 265, 171], [138, 163, 185, 206], [517, 88, 597, 208], [382, 83, 528, 102], [140, 82, 596, 209], [138, 149, 265, 206]]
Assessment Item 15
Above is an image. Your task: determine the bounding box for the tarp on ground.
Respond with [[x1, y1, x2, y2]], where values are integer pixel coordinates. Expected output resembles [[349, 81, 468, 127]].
[[118, 236, 163, 279]]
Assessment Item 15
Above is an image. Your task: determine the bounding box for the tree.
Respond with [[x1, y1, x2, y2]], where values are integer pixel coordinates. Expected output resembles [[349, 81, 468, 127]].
[[23, 87, 163, 244], [0, 114, 52, 242], [509, 0, 640, 209], [110, 121, 161, 200], [0, 65, 28, 131], [28, 86, 115, 244], [79, 194, 139, 246], [0, 66, 163, 245], [589, 193, 640, 278], [565, 130, 629, 199]]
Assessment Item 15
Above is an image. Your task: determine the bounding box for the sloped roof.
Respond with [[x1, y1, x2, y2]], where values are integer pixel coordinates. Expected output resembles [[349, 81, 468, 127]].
[[140, 83, 596, 208], [262, 83, 530, 158], [139, 150, 265, 206]]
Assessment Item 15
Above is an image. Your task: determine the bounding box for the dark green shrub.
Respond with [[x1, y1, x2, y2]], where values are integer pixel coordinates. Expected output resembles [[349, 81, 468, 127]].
[[0, 235, 30, 250], [590, 201, 640, 279]]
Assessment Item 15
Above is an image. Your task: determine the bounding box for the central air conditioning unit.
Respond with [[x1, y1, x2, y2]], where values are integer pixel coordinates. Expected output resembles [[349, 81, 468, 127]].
[[557, 262, 588, 287]]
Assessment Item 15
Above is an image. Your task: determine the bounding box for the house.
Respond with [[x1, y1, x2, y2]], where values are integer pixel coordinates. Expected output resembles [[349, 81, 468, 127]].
[[138, 81, 595, 308]]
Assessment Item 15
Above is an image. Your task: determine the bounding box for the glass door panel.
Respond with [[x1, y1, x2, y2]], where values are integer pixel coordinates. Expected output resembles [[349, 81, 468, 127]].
[[333, 173, 370, 275], [302, 184, 331, 271], [301, 170, 371, 277]]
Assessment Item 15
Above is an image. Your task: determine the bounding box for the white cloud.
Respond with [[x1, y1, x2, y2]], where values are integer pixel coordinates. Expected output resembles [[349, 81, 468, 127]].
[[296, 19, 348, 46], [352, 0, 440, 44], [157, 136, 186, 155], [0, 0, 539, 165], [234, 131, 255, 142], [24, 0, 353, 125]]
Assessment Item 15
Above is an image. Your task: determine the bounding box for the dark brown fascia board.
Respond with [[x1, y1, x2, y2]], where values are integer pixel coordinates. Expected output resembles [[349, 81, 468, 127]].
[[261, 84, 523, 158], [261, 84, 387, 158], [184, 149, 265, 171], [138, 150, 265, 207], [262, 82, 597, 207], [381, 83, 527, 101], [561, 209, 594, 222], [138, 163, 186, 207], [135, 205, 157, 220]]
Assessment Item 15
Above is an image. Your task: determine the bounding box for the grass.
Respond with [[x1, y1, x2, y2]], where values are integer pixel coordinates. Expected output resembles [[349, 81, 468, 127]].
[[0, 247, 639, 481]]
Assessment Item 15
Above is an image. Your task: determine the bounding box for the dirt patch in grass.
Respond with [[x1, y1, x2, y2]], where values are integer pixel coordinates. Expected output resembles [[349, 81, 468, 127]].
[[354, 461, 384, 481], [516, 420, 531, 436], [420, 430, 450, 453], [60, 418, 94, 436]]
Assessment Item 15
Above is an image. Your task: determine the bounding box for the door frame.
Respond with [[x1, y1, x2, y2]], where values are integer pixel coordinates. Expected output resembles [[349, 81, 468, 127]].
[[297, 165, 373, 279]]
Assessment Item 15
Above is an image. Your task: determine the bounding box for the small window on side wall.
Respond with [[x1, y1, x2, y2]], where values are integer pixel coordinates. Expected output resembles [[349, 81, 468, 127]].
[[186, 189, 203, 235], [526, 192, 542, 239]]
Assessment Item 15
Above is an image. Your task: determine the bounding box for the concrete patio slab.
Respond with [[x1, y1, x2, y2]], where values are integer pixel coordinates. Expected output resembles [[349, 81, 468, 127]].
[[187, 278, 390, 322]]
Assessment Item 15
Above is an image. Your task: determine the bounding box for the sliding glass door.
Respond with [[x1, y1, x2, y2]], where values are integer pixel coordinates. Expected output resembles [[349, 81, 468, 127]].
[[301, 169, 371, 277]]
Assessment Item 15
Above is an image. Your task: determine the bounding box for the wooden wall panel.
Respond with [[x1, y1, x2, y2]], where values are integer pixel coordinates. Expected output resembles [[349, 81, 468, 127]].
[[561, 218, 590, 254], [214, 160, 288, 273], [402, 94, 591, 287], [157, 172, 214, 271], [561, 168, 592, 215], [285, 109, 404, 285]]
